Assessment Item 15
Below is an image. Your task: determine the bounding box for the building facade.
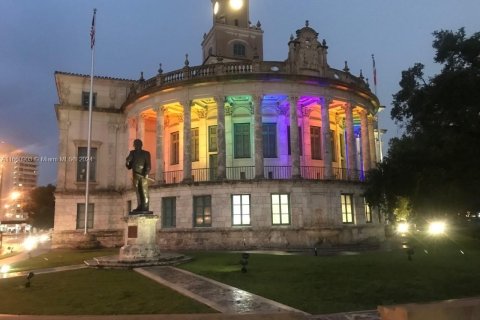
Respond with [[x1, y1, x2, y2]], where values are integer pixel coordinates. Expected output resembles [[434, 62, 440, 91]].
[[0, 141, 39, 231], [53, 0, 385, 249]]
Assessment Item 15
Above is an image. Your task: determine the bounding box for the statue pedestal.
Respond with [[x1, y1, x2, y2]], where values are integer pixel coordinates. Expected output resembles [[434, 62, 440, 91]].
[[119, 214, 161, 262]]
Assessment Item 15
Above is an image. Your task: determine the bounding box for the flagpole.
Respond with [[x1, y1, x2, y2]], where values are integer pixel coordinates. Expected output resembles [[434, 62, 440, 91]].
[[372, 54, 377, 96], [84, 8, 96, 234]]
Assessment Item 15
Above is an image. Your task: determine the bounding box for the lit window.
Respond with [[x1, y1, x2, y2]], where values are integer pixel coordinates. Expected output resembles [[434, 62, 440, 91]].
[[310, 126, 322, 160], [262, 123, 277, 158], [191, 128, 199, 162], [209, 125, 218, 152], [234, 123, 250, 158], [76, 203, 94, 229], [271, 193, 290, 225], [232, 194, 251, 226], [76, 147, 97, 182], [162, 197, 176, 228], [171, 131, 179, 165], [364, 198, 372, 223], [193, 195, 212, 227], [341, 194, 354, 224]]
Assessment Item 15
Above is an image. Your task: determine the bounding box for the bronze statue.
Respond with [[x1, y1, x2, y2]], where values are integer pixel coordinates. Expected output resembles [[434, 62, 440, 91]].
[[126, 139, 152, 214]]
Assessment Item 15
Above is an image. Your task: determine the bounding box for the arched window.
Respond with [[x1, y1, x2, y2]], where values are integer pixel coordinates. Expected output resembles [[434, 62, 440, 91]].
[[233, 43, 246, 57]]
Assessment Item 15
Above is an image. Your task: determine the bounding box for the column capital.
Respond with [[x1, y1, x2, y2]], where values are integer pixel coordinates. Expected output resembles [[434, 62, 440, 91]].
[[251, 94, 263, 104], [213, 95, 226, 104], [319, 96, 332, 107], [152, 105, 166, 113], [288, 95, 299, 104]]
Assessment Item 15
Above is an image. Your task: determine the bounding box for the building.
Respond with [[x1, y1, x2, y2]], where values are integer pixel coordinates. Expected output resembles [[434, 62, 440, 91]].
[[53, 0, 385, 249], [0, 141, 39, 231]]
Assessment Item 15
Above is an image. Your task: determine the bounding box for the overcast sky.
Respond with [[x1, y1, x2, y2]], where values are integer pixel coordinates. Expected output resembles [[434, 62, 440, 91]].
[[1, 0, 479, 185]]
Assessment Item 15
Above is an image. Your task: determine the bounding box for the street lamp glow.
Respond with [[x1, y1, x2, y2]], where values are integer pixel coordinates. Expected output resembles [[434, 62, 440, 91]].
[[0, 265, 10, 273], [397, 222, 410, 234], [428, 221, 446, 235], [10, 191, 21, 201], [23, 236, 38, 251]]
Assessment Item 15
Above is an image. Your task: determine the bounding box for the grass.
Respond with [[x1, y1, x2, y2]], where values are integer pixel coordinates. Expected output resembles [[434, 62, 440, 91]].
[[9, 248, 118, 272], [0, 268, 214, 315], [2, 233, 480, 315], [179, 234, 480, 314]]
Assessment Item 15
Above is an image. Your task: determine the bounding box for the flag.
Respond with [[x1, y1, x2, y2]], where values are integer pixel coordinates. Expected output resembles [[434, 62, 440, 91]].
[[372, 54, 377, 87], [90, 9, 96, 49]]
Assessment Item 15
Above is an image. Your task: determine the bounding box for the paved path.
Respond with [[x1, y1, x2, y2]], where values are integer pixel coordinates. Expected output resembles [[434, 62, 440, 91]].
[[137, 266, 308, 315]]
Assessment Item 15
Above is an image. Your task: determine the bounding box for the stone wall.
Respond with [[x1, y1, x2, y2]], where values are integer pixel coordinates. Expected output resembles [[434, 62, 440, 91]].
[[53, 179, 385, 249], [157, 225, 384, 250]]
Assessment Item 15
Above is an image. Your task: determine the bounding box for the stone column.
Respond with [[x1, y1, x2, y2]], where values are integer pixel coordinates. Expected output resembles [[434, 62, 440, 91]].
[[320, 97, 332, 178], [182, 100, 192, 183], [344, 102, 357, 178], [155, 106, 165, 183], [127, 117, 136, 150], [359, 110, 371, 172], [57, 119, 70, 191], [368, 116, 376, 169], [253, 95, 264, 179], [289, 96, 301, 179], [137, 113, 146, 142], [215, 96, 227, 180]]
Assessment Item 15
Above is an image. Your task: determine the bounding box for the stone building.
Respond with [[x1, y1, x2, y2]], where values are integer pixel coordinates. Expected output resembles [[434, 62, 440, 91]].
[[53, 0, 385, 249]]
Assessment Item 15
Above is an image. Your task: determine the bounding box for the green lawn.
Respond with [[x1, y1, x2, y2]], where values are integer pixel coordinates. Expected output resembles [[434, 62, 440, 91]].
[[0, 268, 214, 315], [2, 234, 480, 315], [9, 248, 118, 272], [179, 234, 480, 314]]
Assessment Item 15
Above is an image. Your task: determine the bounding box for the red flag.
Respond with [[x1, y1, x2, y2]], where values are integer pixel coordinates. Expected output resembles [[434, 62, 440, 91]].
[[90, 9, 96, 49]]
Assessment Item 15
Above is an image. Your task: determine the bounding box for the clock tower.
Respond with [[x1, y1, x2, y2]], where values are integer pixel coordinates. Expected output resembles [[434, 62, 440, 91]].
[[202, 0, 264, 64]]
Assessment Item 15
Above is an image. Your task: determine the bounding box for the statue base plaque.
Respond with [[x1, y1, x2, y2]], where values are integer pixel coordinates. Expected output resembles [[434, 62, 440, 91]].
[[119, 214, 161, 262]]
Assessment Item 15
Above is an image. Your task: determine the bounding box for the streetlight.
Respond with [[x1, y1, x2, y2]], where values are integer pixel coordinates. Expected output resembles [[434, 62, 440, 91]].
[[427, 221, 446, 236]]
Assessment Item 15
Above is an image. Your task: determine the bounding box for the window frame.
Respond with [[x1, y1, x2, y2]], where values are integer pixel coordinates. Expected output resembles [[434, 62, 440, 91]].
[[162, 197, 177, 228], [233, 43, 246, 57], [76, 147, 97, 182], [209, 125, 218, 152], [193, 195, 212, 227], [232, 194, 251, 226], [81, 91, 97, 107], [364, 198, 372, 223], [341, 193, 355, 224], [262, 123, 277, 158], [310, 126, 322, 160], [76, 203, 94, 229], [170, 131, 180, 165], [234, 123, 251, 159], [271, 193, 291, 225], [191, 127, 199, 162]]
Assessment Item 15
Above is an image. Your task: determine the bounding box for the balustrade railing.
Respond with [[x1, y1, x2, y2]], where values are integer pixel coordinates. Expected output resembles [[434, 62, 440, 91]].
[[264, 166, 291, 179], [160, 166, 365, 184], [126, 60, 373, 102], [226, 166, 255, 180]]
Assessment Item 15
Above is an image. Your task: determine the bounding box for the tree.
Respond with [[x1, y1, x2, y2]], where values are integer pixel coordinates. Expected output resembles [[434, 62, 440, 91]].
[[366, 28, 480, 218], [24, 184, 55, 230]]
